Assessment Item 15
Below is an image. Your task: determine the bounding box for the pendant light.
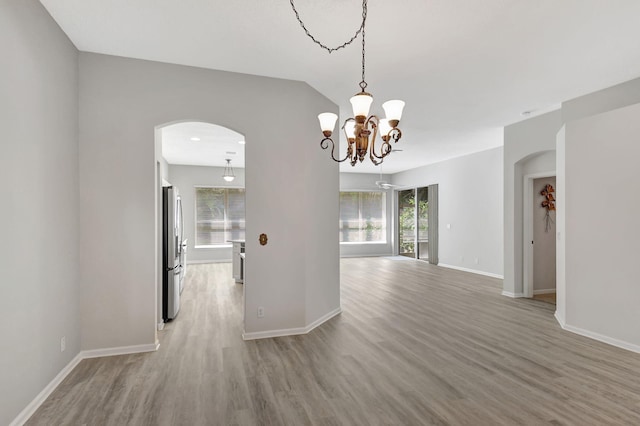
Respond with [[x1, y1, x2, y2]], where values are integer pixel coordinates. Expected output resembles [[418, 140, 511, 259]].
[[222, 159, 235, 182]]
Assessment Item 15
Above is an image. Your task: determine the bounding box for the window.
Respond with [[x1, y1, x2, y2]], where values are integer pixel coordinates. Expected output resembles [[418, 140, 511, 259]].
[[195, 187, 245, 246], [339, 191, 386, 243]]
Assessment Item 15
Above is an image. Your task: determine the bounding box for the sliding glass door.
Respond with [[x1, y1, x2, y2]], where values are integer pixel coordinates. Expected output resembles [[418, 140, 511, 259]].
[[416, 186, 429, 260], [398, 189, 415, 257], [397, 185, 438, 263]]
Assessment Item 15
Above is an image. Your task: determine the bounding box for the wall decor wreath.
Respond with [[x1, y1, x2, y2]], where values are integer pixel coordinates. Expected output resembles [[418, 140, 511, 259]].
[[540, 184, 555, 232]]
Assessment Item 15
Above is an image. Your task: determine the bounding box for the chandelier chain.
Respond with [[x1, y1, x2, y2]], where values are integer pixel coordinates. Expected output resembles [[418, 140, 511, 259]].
[[289, 0, 368, 54], [360, 9, 367, 91]]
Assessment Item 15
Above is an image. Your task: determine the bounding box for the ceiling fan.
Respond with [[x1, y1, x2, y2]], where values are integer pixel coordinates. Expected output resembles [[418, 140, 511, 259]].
[[375, 162, 400, 189]]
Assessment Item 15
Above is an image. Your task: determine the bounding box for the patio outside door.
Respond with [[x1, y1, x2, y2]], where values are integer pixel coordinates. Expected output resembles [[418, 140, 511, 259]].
[[398, 187, 429, 259]]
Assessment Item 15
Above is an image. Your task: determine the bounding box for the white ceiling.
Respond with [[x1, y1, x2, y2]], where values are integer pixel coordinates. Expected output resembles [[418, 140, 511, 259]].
[[40, 0, 640, 174], [161, 122, 245, 168]]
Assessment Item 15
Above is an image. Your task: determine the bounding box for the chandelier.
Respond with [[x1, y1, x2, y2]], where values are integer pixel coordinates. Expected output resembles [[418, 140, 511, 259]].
[[290, 0, 405, 166]]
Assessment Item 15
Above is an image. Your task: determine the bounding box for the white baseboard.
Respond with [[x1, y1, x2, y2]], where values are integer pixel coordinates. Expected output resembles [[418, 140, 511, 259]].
[[534, 288, 556, 295], [187, 259, 231, 264], [558, 322, 640, 354], [9, 353, 83, 426], [501, 290, 525, 298], [306, 307, 343, 332], [82, 342, 160, 359], [339, 254, 393, 258], [554, 311, 566, 327], [11, 341, 161, 425], [243, 307, 342, 341], [439, 263, 504, 279]]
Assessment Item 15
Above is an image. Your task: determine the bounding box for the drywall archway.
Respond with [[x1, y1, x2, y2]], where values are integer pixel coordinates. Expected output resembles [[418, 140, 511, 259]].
[[504, 149, 557, 297], [78, 53, 340, 351], [503, 110, 563, 298]]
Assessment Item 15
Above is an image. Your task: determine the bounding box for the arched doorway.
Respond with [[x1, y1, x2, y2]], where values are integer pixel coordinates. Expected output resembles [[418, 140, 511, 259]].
[[513, 150, 556, 299], [154, 120, 246, 332]]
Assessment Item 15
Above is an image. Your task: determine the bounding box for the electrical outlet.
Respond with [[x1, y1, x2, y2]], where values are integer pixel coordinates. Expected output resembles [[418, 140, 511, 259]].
[[257, 307, 265, 318], [60, 336, 66, 352]]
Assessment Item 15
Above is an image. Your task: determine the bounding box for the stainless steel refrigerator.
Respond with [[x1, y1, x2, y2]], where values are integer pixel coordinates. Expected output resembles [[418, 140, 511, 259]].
[[163, 186, 183, 321]]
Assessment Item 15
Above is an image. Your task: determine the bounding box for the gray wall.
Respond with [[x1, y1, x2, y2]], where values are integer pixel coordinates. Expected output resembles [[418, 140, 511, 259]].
[[562, 78, 640, 123], [78, 52, 340, 345], [533, 177, 556, 292], [507, 76, 640, 350], [0, 1, 80, 424], [392, 147, 504, 276], [168, 164, 245, 263], [339, 173, 394, 257], [564, 102, 640, 348]]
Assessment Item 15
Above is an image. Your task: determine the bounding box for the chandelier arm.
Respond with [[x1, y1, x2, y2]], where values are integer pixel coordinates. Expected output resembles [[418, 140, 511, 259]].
[[390, 128, 402, 143], [289, 0, 367, 54], [320, 137, 350, 163]]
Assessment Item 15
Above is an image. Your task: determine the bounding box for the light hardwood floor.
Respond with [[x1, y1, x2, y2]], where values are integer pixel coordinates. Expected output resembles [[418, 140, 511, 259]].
[[26, 259, 640, 425], [533, 292, 556, 305]]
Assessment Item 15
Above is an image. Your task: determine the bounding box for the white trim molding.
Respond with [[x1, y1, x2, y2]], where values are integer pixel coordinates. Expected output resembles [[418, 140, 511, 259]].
[[187, 259, 232, 265], [82, 342, 160, 359], [501, 291, 525, 298], [243, 307, 342, 341], [9, 353, 83, 426], [533, 288, 556, 295], [339, 253, 393, 259], [558, 322, 640, 354], [439, 263, 504, 279]]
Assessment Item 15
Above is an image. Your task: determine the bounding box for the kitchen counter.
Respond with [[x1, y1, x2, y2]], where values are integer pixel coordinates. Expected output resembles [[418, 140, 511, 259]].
[[230, 240, 245, 283]]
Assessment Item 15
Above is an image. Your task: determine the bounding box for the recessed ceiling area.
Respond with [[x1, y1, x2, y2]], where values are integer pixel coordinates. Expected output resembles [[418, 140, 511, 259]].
[[161, 122, 245, 168], [40, 0, 640, 174]]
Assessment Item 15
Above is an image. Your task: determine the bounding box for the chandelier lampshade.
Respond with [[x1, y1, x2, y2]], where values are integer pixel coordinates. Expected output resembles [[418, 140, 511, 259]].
[[318, 113, 338, 136], [382, 100, 405, 127], [344, 120, 357, 139], [378, 118, 392, 141], [350, 92, 374, 121]]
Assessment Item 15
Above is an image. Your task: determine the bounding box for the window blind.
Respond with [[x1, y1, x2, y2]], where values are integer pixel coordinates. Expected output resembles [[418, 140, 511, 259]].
[[339, 191, 386, 243], [196, 187, 245, 246]]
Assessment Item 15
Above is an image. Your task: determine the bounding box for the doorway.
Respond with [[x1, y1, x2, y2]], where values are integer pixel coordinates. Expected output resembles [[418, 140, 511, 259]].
[[155, 121, 246, 331], [524, 174, 557, 303], [397, 185, 438, 263]]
